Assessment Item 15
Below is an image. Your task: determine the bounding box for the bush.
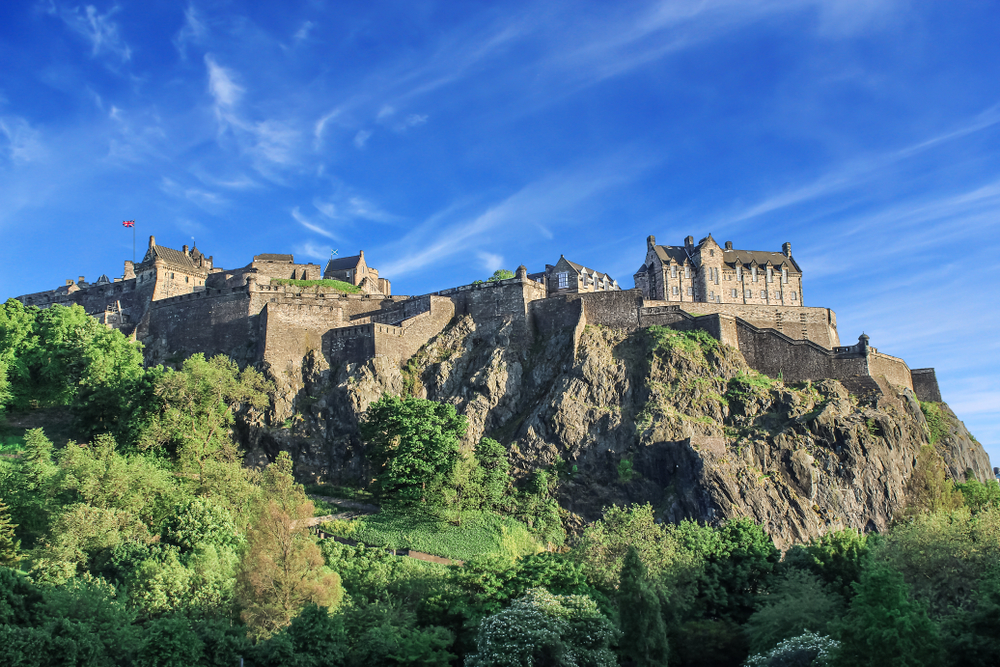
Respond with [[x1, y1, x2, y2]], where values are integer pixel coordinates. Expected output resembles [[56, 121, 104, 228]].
[[744, 631, 840, 667]]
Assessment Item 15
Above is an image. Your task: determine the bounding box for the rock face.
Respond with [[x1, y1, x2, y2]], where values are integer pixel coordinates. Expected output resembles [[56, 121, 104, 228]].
[[241, 317, 993, 549]]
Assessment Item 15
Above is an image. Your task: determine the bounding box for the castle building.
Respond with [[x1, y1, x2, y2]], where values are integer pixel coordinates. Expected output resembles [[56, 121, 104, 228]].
[[634, 234, 803, 306], [324, 250, 391, 296], [534, 255, 621, 296]]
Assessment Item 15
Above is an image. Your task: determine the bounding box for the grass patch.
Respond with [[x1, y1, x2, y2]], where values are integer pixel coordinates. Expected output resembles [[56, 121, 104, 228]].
[[645, 325, 721, 360], [270, 278, 361, 293], [311, 497, 342, 516], [323, 509, 542, 561], [304, 483, 374, 503], [920, 401, 949, 445], [725, 370, 777, 401]]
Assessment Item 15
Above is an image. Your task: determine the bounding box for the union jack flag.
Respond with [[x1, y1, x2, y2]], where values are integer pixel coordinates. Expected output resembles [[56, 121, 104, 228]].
[[122, 220, 135, 227]]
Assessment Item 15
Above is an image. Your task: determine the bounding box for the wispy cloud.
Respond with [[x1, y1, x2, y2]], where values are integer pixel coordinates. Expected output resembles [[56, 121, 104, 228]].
[[477, 251, 504, 272], [173, 4, 207, 58], [293, 21, 314, 43], [292, 206, 340, 240], [49, 3, 132, 62], [0, 116, 45, 163], [294, 240, 333, 262], [353, 130, 371, 148], [160, 177, 228, 210]]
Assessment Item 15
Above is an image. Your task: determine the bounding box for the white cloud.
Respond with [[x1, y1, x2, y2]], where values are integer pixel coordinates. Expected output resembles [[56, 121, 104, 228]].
[[477, 251, 504, 272], [314, 108, 341, 148], [293, 21, 315, 43], [353, 129, 372, 148], [205, 54, 243, 111], [377, 105, 395, 120], [292, 206, 340, 240], [294, 240, 334, 262], [50, 3, 132, 62], [173, 4, 207, 58], [0, 116, 45, 163]]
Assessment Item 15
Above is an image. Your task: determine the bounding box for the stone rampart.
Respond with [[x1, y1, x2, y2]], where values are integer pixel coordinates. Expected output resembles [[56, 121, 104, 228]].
[[911, 368, 943, 403], [643, 300, 839, 348], [260, 302, 344, 379], [324, 296, 455, 365], [735, 319, 868, 385], [140, 286, 256, 365], [868, 351, 914, 392]]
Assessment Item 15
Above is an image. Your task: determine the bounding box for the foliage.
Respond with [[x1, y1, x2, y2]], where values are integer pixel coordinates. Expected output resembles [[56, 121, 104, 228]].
[[618, 546, 669, 667], [270, 278, 361, 292], [898, 445, 964, 518], [616, 457, 634, 483], [0, 497, 21, 566], [743, 570, 844, 654], [782, 528, 869, 599], [140, 354, 272, 479], [942, 569, 1000, 667], [466, 587, 619, 667], [956, 478, 1000, 513], [359, 394, 466, 508], [321, 539, 449, 604], [744, 631, 840, 667], [833, 565, 942, 667], [676, 517, 780, 623], [349, 622, 455, 667], [237, 454, 342, 639], [919, 401, 948, 445], [486, 269, 515, 283]]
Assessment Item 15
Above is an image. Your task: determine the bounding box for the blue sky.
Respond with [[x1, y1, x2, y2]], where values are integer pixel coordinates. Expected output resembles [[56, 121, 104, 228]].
[[1, 1, 998, 465]]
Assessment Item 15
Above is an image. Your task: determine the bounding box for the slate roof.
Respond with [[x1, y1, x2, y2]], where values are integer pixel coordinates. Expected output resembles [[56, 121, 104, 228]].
[[254, 254, 294, 262], [652, 245, 692, 264], [723, 249, 801, 272], [325, 255, 362, 272], [141, 245, 204, 272], [559, 257, 618, 285]]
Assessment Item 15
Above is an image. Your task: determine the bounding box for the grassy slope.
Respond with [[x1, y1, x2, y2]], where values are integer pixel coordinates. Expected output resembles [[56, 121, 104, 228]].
[[270, 278, 361, 293], [324, 509, 542, 561]]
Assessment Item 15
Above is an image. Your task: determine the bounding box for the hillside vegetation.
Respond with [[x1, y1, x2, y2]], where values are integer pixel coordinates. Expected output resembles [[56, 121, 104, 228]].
[[1, 298, 999, 666]]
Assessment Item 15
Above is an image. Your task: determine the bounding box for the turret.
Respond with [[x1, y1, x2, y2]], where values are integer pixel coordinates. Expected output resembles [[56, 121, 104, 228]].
[[516, 265, 528, 280]]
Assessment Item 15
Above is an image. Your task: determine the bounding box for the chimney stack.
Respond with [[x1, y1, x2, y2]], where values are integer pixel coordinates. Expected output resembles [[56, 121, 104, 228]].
[[685, 235, 694, 251], [647, 235, 656, 250], [149, 235, 156, 248], [782, 242, 792, 257], [725, 241, 733, 250], [78, 276, 85, 284], [183, 245, 189, 255]]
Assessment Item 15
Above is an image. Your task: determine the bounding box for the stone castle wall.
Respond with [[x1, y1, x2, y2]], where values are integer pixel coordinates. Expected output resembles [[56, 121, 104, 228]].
[[140, 286, 256, 365], [911, 368, 943, 403]]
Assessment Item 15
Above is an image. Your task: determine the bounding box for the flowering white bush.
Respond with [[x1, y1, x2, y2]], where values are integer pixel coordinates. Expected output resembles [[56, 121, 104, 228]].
[[744, 631, 840, 667], [466, 587, 618, 667]]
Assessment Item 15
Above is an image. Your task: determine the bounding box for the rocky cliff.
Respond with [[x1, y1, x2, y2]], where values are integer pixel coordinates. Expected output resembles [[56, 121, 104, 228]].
[[242, 315, 992, 549]]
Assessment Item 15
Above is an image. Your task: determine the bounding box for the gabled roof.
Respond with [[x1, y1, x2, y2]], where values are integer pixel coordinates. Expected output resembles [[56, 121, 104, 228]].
[[325, 254, 362, 272], [723, 249, 801, 272], [141, 245, 204, 272], [254, 254, 294, 262], [96, 274, 111, 284], [652, 245, 691, 265], [557, 256, 616, 284]]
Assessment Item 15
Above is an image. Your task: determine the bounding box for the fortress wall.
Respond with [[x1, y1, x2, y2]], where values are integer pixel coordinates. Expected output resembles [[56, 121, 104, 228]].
[[911, 368, 943, 403], [248, 285, 403, 319], [372, 297, 456, 362], [363, 295, 431, 324], [530, 296, 584, 337], [324, 324, 376, 366], [644, 301, 840, 348], [260, 302, 344, 378], [868, 351, 914, 392], [735, 320, 868, 385], [573, 290, 644, 329], [437, 278, 546, 339], [141, 287, 256, 365]]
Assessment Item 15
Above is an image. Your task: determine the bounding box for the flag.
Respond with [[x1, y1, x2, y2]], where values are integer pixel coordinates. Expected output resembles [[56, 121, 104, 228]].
[[122, 220, 135, 227]]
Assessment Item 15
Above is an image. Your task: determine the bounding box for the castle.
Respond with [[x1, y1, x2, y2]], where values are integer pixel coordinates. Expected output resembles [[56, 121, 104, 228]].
[[13, 233, 943, 419]]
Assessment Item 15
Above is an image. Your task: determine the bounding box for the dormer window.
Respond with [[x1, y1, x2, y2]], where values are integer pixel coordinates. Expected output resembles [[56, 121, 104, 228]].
[[671, 265, 677, 278], [766, 267, 773, 283], [685, 266, 691, 279], [736, 265, 742, 281]]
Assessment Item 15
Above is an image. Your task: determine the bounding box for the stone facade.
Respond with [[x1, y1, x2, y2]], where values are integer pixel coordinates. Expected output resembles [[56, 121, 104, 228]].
[[12, 232, 941, 406], [635, 234, 803, 306]]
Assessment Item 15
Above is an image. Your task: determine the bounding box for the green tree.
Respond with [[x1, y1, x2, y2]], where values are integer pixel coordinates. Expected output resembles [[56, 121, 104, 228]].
[[782, 528, 869, 599], [744, 632, 840, 667], [0, 496, 22, 566], [359, 394, 466, 508], [956, 478, 1000, 513], [618, 546, 669, 667], [467, 588, 619, 667], [743, 570, 844, 655], [898, 445, 964, 518], [140, 353, 272, 480], [834, 566, 942, 667], [469, 437, 511, 510], [487, 269, 515, 283]]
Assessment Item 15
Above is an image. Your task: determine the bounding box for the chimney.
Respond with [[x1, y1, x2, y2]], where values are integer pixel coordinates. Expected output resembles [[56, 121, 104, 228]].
[[66, 279, 74, 286], [183, 245, 189, 255], [78, 276, 85, 284], [149, 235, 156, 248], [782, 242, 792, 257], [359, 250, 365, 260], [647, 235, 656, 250], [725, 241, 733, 250], [685, 235, 694, 250]]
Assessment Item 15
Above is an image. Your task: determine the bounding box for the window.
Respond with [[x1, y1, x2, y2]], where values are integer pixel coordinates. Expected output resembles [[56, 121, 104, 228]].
[[782, 267, 788, 284], [767, 267, 773, 283], [710, 249, 715, 257], [736, 266, 742, 281], [731, 289, 737, 298], [185, 276, 189, 283], [776, 291, 782, 299], [791, 291, 798, 301], [761, 290, 766, 299], [672, 286, 679, 295], [709, 291, 714, 300], [687, 287, 693, 296], [685, 266, 691, 278], [557, 272, 569, 289], [170, 272, 175, 279], [745, 289, 751, 298], [670, 265, 677, 278], [752, 266, 758, 282]]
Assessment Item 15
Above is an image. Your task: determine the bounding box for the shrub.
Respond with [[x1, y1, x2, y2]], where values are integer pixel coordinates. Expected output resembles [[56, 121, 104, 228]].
[[744, 631, 840, 667]]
